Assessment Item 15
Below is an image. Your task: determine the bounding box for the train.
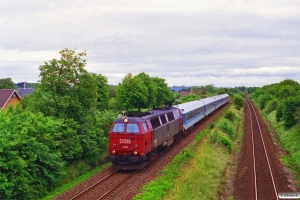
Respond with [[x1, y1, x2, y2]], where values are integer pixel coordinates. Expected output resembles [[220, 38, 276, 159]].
[[108, 94, 229, 170]]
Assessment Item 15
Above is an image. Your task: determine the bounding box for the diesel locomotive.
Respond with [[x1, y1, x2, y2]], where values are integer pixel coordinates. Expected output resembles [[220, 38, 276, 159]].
[[108, 94, 229, 170]]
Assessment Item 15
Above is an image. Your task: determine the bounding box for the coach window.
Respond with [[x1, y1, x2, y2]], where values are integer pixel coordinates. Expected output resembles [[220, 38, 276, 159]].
[[112, 123, 125, 133], [126, 124, 140, 133]]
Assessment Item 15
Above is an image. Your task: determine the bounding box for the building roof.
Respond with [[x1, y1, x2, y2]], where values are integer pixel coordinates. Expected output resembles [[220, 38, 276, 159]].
[[0, 89, 21, 108], [17, 88, 34, 98]]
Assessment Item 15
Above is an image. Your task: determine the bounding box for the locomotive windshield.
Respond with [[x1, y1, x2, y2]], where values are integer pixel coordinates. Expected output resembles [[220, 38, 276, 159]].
[[111, 123, 140, 133], [112, 123, 125, 132], [126, 124, 140, 133]]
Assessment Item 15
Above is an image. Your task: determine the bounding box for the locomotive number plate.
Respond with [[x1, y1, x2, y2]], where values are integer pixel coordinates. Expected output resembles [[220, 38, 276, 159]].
[[120, 139, 131, 144], [122, 146, 129, 148]]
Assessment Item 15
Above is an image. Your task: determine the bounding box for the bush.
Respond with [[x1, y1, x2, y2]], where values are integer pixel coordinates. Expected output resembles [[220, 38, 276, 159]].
[[232, 94, 245, 110], [218, 119, 235, 137], [209, 131, 232, 152], [225, 111, 236, 121], [265, 99, 278, 114]]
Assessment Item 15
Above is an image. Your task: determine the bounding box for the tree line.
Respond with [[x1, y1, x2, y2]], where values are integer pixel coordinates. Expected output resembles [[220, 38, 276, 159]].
[[0, 48, 176, 199], [249, 79, 300, 129]]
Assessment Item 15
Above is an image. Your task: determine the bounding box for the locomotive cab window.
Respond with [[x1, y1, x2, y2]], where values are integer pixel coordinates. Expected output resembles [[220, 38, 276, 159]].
[[126, 124, 140, 133], [112, 123, 125, 133], [142, 122, 148, 132]]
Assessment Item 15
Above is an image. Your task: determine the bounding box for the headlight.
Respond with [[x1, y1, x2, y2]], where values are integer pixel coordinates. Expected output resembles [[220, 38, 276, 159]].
[[133, 151, 138, 155], [112, 150, 116, 154]]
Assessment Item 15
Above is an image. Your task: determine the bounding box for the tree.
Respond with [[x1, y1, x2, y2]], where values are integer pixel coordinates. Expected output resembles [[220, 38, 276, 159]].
[[24, 48, 112, 165], [136, 72, 157, 108], [0, 78, 15, 89], [152, 77, 174, 107], [0, 105, 63, 199], [91, 73, 109, 111], [233, 94, 245, 110], [116, 73, 148, 111]]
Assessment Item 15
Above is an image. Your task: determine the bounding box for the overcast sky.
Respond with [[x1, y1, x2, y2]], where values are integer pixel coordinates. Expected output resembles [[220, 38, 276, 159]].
[[0, 1, 300, 87]]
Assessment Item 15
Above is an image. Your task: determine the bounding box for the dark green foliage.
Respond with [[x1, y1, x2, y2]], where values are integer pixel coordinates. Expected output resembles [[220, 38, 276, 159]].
[[0, 78, 15, 89], [225, 110, 236, 121], [265, 99, 278, 114], [232, 94, 245, 110], [282, 96, 300, 128], [250, 79, 300, 129], [209, 131, 232, 152], [116, 73, 148, 111], [276, 103, 284, 122], [116, 73, 174, 111], [257, 94, 271, 109], [0, 105, 63, 199], [175, 94, 200, 104], [218, 119, 235, 137], [23, 49, 113, 164]]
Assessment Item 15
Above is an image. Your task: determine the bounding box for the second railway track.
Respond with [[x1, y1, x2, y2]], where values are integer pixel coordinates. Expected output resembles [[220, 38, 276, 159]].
[[234, 96, 292, 200]]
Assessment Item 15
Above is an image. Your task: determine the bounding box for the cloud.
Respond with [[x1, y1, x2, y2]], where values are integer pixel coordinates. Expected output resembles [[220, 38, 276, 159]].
[[0, 0, 300, 87]]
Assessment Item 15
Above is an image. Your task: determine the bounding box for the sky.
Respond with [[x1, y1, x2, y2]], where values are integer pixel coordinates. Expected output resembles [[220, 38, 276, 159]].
[[0, 1, 300, 87]]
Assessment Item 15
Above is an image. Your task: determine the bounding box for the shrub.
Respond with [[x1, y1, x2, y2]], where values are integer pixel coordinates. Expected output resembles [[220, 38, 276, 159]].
[[218, 119, 235, 137], [232, 94, 245, 110], [225, 111, 236, 121], [209, 131, 232, 152]]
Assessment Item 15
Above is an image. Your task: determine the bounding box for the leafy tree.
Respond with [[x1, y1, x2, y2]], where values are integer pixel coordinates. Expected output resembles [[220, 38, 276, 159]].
[[24, 48, 112, 164], [233, 94, 245, 110], [152, 77, 174, 107], [136, 72, 158, 108], [0, 105, 63, 199], [282, 96, 300, 128], [205, 84, 215, 94], [0, 78, 15, 89], [178, 94, 200, 104], [91, 73, 109, 111], [116, 73, 148, 111]]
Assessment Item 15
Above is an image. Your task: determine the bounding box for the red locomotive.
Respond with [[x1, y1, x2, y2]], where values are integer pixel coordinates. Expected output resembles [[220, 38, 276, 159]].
[[108, 107, 182, 169], [108, 94, 229, 170]]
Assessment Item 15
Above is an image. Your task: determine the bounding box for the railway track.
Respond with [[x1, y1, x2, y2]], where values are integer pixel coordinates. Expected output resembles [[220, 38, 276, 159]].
[[247, 97, 278, 200], [234, 97, 292, 200], [69, 131, 188, 199]]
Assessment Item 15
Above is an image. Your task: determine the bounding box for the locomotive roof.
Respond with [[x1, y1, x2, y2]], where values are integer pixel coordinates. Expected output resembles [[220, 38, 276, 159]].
[[114, 106, 178, 123]]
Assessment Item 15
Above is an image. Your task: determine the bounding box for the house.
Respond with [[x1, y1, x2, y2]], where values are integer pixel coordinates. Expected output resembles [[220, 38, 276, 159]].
[[17, 88, 34, 98], [0, 89, 21, 110]]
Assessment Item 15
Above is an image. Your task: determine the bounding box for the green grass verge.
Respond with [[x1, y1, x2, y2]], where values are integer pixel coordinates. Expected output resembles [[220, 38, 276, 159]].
[[264, 111, 300, 186], [165, 142, 229, 200], [133, 104, 242, 199], [42, 162, 111, 200]]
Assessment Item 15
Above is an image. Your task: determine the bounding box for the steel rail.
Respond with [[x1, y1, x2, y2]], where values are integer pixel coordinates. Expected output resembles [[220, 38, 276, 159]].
[[246, 97, 278, 200], [248, 101, 258, 200], [70, 169, 119, 200]]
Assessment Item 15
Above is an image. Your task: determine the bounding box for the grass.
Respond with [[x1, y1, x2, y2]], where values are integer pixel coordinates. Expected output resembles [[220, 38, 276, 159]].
[[165, 142, 229, 200], [42, 162, 111, 200], [264, 111, 300, 186]]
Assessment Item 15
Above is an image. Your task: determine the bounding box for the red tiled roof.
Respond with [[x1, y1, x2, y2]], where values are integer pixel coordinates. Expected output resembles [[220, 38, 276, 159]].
[[0, 89, 20, 108]]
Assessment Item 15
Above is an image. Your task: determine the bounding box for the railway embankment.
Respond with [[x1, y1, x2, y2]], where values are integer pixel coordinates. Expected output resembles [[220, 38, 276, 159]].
[[133, 101, 243, 199]]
